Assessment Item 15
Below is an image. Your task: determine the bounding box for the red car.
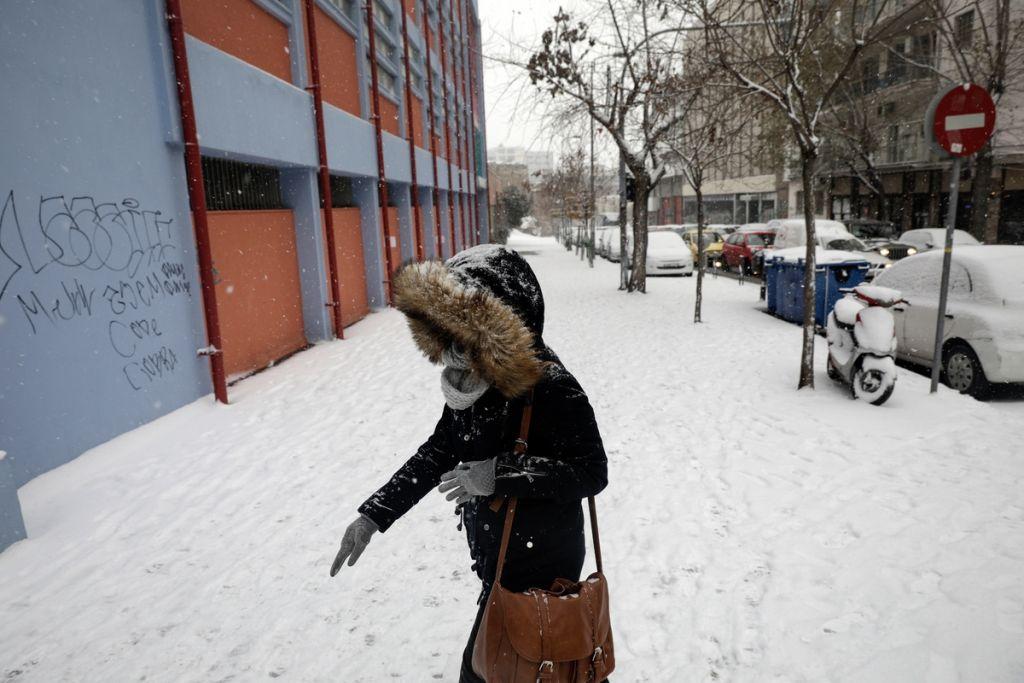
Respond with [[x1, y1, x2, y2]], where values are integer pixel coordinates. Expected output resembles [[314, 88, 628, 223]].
[[721, 230, 775, 275]]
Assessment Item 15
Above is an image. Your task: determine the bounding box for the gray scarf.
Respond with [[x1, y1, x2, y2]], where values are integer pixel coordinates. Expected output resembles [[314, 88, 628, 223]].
[[441, 345, 490, 410]]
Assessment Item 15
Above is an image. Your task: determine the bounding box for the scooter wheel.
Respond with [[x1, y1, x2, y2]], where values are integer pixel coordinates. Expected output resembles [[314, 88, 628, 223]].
[[853, 367, 895, 406], [827, 358, 842, 382]]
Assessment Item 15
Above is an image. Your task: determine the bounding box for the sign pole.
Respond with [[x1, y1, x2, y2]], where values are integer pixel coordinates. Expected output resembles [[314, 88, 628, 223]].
[[923, 82, 995, 394], [929, 156, 962, 394]]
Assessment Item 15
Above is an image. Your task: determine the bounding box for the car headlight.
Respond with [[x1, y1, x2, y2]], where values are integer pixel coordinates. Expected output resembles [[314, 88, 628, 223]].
[[907, 247, 917, 255], [714, 260, 722, 268], [884, 263, 892, 268], [879, 248, 890, 256]]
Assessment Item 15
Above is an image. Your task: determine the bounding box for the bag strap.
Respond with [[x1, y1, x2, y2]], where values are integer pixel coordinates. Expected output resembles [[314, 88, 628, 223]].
[[493, 391, 604, 587]]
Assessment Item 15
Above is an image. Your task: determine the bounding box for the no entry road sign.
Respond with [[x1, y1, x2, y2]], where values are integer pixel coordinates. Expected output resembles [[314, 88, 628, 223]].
[[926, 83, 996, 157]]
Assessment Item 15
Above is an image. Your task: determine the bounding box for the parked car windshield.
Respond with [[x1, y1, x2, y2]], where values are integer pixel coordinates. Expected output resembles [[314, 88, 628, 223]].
[[747, 234, 774, 246], [690, 231, 722, 246], [825, 237, 868, 251], [848, 222, 897, 240]]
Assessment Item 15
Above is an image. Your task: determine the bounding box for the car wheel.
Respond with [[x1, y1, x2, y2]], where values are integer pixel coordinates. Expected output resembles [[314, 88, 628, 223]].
[[942, 343, 991, 398]]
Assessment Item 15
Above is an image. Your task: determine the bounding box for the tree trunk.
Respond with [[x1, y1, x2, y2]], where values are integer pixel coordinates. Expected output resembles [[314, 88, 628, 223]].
[[618, 152, 628, 290], [970, 141, 995, 242], [798, 150, 819, 390], [694, 184, 706, 323], [628, 175, 651, 293]]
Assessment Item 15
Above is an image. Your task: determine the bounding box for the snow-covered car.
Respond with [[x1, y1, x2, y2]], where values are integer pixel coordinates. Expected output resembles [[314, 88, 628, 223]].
[[898, 228, 981, 252], [762, 218, 892, 279], [607, 228, 632, 262], [645, 230, 694, 276], [596, 227, 615, 258], [873, 245, 1024, 397], [722, 230, 775, 275], [710, 223, 740, 237], [670, 226, 724, 267], [736, 222, 769, 233], [844, 218, 919, 261]]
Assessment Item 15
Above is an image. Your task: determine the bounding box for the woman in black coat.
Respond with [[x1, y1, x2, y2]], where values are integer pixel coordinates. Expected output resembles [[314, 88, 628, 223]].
[[329, 245, 608, 682]]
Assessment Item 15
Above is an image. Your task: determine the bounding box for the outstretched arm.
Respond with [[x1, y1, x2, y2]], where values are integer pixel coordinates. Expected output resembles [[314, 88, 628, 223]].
[[358, 407, 459, 532]]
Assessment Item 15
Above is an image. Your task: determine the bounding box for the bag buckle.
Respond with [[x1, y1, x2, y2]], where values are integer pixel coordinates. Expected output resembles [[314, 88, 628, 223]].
[[592, 646, 604, 662], [536, 660, 555, 681]]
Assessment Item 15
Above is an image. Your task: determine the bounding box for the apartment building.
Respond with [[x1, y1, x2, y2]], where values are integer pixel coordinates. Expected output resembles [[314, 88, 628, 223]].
[[818, 0, 1024, 244], [0, 0, 489, 550], [652, 0, 1023, 243]]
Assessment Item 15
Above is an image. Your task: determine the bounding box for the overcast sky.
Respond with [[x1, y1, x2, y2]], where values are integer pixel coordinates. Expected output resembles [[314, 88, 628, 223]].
[[478, 0, 582, 155]]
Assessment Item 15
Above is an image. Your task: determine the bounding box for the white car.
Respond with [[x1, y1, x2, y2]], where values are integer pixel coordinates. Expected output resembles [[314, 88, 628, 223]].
[[606, 228, 631, 262], [899, 228, 980, 252], [645, 230, 694, 276], [873, 245, 1024, 396], [764, 218, 892, 278]]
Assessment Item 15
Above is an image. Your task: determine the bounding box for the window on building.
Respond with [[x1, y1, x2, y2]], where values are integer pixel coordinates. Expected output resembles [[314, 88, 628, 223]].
[[860, 55, 880, 93], [378, 64, 398, 97], [202, 157, 284, 211], [911, 33, 935, 77], [374, 0, 394, 29], [326, 0, 358, 22], [955, 10, 974, 49], [376, 31, 397, 62], [886, 40, 907, 85], [329, 175, 357, 208]]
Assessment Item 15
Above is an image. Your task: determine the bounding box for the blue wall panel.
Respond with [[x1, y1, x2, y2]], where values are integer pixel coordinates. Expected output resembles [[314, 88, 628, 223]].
[[0, 2, 211, 503]]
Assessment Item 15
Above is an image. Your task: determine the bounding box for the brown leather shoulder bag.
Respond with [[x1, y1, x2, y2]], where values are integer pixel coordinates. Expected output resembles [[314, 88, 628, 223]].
[[472, 393, 614, 682]]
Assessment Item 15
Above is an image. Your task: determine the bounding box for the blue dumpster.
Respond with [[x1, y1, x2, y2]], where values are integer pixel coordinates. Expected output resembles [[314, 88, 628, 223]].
[[765, 255, 869, 325], [765, 257, 780, 313], [815, 260, 870, 325]]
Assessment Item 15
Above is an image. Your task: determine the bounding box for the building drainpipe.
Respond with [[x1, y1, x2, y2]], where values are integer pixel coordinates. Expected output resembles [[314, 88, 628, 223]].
[[399, 1, 425, 261], [422, 0, 444, 258], [436, 1, 458, 252], [464, 3, 482, 244], [165, 0, 228, 404], [302, 0, 346, 339], [447, 0, 468, 250], [455, 0, 472, 246], [365, 0, 395, 302]]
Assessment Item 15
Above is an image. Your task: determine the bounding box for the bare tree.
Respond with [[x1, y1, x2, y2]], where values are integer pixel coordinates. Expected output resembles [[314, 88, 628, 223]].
[[820, 85, 889, 220], [536, 148, 590, 248], [526, 1, 689, 292], [663, 58, 756, 322], [683, 0, 924, 389]]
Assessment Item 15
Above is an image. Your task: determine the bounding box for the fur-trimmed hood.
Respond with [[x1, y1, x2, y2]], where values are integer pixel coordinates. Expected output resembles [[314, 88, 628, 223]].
[[393, 245, 546, 398]]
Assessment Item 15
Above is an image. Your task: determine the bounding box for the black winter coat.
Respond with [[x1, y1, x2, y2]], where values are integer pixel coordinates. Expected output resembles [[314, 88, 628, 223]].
[[358, 245, 608, 594]]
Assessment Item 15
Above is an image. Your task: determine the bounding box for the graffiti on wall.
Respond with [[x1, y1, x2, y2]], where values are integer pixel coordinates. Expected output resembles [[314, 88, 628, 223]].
[[0, 191, 192, 391]]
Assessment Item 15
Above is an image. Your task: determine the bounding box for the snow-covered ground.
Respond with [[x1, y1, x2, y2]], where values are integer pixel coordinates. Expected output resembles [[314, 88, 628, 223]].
[[2, 232, 1023, 682]]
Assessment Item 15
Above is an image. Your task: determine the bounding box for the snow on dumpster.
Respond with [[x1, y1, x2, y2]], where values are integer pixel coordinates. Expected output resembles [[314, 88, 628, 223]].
[[764, 248, 870, 325]]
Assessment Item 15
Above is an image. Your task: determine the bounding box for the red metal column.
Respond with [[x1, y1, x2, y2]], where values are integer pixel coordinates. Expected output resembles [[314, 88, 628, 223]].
[[365, 1, 395, 301], [302, 0, 346, 339], [421, 0, 444, 258], [466, 8, 483, 244], [399, 2, 425, 262], [456, 0, 475, 246], [436, 2, 458, 253], [164, 0, 229, 404], [447, 0, 468, 250]]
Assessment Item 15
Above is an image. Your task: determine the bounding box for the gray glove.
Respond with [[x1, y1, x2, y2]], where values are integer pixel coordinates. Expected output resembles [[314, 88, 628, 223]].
[[438, 459, 496, 506], [330, 514, 378, 576]]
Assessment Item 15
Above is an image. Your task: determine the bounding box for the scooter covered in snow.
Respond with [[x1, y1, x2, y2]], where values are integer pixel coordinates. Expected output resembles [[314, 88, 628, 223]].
[[826, 285, 907, 405]]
